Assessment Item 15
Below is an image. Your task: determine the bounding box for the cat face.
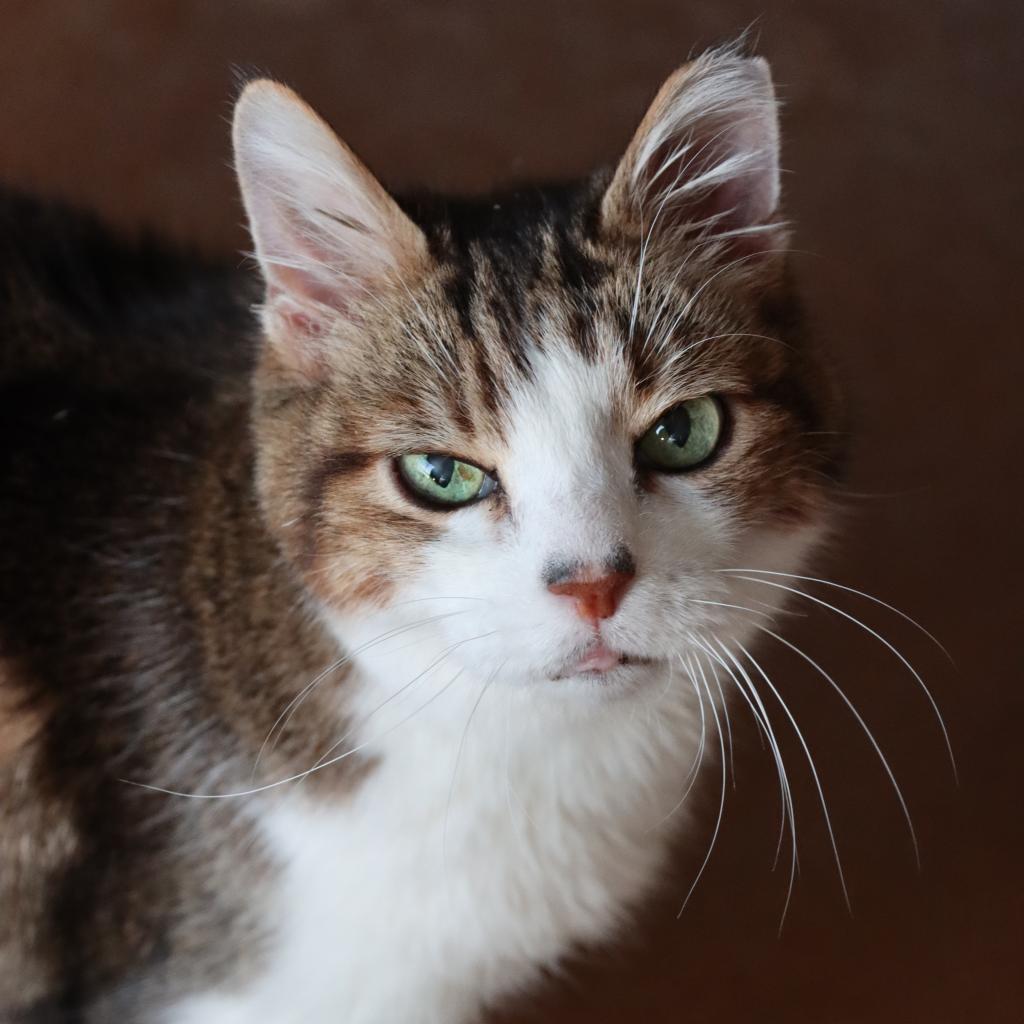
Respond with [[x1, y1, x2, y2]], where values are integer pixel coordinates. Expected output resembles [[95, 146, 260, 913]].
[[234, 52, 842, 694]]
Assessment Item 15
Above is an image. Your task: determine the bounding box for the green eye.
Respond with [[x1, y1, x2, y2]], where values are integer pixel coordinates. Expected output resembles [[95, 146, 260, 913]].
[[397, 453, 497, 507], [636, 396, 725, 472]]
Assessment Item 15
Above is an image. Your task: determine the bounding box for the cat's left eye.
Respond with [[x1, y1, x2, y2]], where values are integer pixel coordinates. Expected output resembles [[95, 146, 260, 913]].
[[636, 395, 725, 472], [397, 454, 497, 508]]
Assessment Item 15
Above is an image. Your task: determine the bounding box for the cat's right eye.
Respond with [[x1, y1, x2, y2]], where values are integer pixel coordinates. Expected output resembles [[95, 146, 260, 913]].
[[396, 453, 497, 508]]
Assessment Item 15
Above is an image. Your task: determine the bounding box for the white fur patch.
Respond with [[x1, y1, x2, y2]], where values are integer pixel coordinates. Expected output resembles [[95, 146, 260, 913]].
[[167, 673, 700, 1024]]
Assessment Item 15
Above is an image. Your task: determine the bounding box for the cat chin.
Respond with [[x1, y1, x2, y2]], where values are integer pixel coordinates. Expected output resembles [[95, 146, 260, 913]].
[[483, 658, 674, 706], [545, 666, 671, 703]]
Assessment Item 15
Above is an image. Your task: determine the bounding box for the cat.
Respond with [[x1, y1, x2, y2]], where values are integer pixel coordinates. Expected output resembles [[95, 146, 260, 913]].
[[0, 47, 843, 1023]]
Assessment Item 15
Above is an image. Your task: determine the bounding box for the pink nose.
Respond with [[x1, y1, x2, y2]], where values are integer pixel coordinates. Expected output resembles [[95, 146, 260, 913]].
[[547, 569, 634, 623]]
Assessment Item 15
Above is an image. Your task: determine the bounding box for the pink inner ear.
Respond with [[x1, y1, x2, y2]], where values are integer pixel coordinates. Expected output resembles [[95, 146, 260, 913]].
[[269, 289, 323, 336], [642, 121, 776, 240], [262, 288, 335, 379], [266, 259, 339, 313], [254, 190, 360, 314], [610, 55, 782, 259]]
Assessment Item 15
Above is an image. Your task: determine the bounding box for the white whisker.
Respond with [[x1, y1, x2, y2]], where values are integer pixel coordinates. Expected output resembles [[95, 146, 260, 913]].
[[123, 633, 493, 800], [717, 568, 953, 663], [704, 655, 736, 787], [301, 632, 492, 778], [646, 657, 707, 831], [692, 597, 774, 619], [444, 664, 504, 870], [754, 622, 921, 868], [710, 639, 802, 928], [252, 610, 469, 777], [733, 574, 957, 781], [736, 639, 850, 918], [676, 652, 727, 918], [691, 634, 795, 883]]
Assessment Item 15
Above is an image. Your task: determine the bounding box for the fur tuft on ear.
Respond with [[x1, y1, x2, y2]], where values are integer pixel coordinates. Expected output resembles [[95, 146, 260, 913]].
[[232, 80, 428, 373], [601, 50, 784, 259]]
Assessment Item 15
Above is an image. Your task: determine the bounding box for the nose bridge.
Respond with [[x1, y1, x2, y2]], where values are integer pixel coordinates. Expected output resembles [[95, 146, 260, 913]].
[[522, 445, 637, 608], [504, 358, 637, 579], [531, 452, 635, 567]]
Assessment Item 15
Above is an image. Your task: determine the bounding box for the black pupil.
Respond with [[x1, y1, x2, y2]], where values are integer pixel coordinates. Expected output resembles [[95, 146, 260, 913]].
[[654, 406, 692, 448], [426, 454, 455, 488]]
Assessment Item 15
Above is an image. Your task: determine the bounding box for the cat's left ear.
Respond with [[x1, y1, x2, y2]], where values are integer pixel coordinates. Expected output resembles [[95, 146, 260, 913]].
[[233, 80, 429, 373], [601, 50, 784, 260]]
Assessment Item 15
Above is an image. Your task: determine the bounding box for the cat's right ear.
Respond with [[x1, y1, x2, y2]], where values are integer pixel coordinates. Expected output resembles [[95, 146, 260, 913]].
[[232, 81, 428, 375]]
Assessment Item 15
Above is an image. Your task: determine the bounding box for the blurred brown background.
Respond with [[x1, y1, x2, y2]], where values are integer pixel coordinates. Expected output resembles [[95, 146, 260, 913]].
[[2, 1, 1021, 1021]]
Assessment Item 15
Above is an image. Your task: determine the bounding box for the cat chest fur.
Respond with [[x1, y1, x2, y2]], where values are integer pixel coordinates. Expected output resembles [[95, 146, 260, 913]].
[[165, 671, 699, 1024]]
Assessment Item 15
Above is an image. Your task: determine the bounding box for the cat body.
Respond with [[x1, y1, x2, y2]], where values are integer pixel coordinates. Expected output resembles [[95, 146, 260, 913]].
[[0, 51, 841, 1022]]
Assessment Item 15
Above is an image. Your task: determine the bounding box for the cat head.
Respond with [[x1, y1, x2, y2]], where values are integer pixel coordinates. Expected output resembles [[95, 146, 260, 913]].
[[233, 50, 842, 695]]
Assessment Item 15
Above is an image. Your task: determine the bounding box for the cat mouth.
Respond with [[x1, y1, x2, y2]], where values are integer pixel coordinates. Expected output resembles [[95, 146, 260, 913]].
[[553, 641, 655, 680]]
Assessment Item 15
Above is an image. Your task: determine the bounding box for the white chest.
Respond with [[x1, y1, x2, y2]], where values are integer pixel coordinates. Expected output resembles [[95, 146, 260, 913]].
[[166, 677, 700, 1024]]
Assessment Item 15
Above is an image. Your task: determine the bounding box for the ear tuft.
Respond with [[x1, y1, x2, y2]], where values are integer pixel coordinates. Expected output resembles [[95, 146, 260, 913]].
[[602, 51, 784, 258], [232, 80, 427, 372]]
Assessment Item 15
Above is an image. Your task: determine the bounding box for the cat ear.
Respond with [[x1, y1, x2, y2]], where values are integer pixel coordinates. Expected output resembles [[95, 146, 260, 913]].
[[232, 80, 428, 372], [601, 51, 784, 259]]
